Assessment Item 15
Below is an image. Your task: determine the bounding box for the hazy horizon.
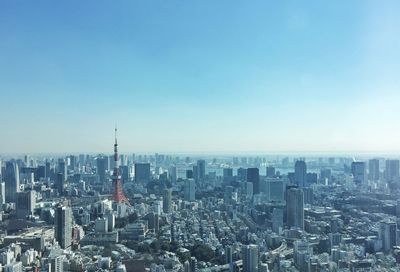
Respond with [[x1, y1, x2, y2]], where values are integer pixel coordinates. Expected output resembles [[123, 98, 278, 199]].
[[1, 1, 400, 153]]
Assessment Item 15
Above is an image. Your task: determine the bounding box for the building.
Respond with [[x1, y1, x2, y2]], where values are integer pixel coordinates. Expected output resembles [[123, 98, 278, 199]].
[[119, 165, 129, 184], [380, 220, 397, 253], [169, 165, 177, 182], [223, 168, 233, 182], [245, 182, 253, 200], [163, 189, 172, 213], [385, 159, 400, 182], [286, 188, 304, 230], [186, 169, 193, 179], [55, 203, 73, 249], [55, 173, 64, 196], [266, 166, 275, 178], [242, 244, 258, 272], [184, 178, 196, 201], [294, 160, 307, 187], [0, 182, 5, 205], [16, 190, 36, 219], [247, 168, 260, 194], [265, 178, 285, 202], [196, 160, 206, 181], [351, 162, 366, 184], [96, 156, 108, 184], [369, 159, 380, 181], [237, 168, 247, 182], [135, 163, 151, 183], [95, 217, 108, 233], [58, 158, 67, 182], [4, 161, 20, 203]]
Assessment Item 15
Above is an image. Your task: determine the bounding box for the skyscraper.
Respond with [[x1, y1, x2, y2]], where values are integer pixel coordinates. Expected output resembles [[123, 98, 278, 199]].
[[266, 166, 275, 178], [45, 161, 51, 179], [134, 163, 151, 183], [246, 168, 260, 194], [55, 173, 64, 196], [169, 165, 177, 182], [119, 165, 129, 184], [294, 160, 307, 187], [196, 160, 206, 181], [96, 156, 108, 184], [0, 182, 5, 205], [369, 159, 380, 181], [58, 158, 67, 182], [4, 161, 20, 203], [163, 189, 172, 213], [286, 188, 304, 230], [380, 220, 397, 253], [385, 159, 400, 182], [237, 168, 247, 182], [223, 168, 233, 183], [184, 178, 196, 201], [16, 190, 36, 219], [242, 244, 258, 272], [55, 203, 73, 249], [351, 162, 366, 184]]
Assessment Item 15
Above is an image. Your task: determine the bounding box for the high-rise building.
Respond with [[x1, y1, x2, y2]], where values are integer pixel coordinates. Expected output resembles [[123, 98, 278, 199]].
[[4, 161, 20, 203], [16, 190, 36, 219], [242, 244, 258, 272], [320, 168, 332, 184], [247, 168, 260, 194], [135, 163, 151, 183], [58, 159, 67, 182], [0, 182, 5, 205], [385, 159, 400, 182], [55, 173, 64, 196], [68, 155, 76, 171], [351, 162, 366, 184], [294, 160, 307, 187], [293, 239, 312, 270], [184, 178, 196, 202], [196, 160, 206, 181], [45, 161, 51, 179], [265, 178, 285, 202], [96, 156, 108, 183], [286, 188, 304, 230], [55, 203, 73, 249], [380, 220, 397, 253], [186, 169, 193, 179], [223, 168, 233, 182], [163, 189, 172, 213], [237, 168, 247, 182], [369, 159, 380, 181], [266, 166, 275, 178], [224, 186, 235, 205], [169, 166, 177, 182], [245, 182, 253, 200], [119, 165, 129, 184]]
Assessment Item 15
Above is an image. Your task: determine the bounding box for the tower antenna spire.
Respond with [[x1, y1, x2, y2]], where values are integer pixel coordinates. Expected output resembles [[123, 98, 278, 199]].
[[115, 125, 118, 145]]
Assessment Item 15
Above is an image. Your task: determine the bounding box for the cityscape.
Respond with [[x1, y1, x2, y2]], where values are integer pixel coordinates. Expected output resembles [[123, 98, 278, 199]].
[[1, 131, 400, 271], [1, 1, 400, 272]]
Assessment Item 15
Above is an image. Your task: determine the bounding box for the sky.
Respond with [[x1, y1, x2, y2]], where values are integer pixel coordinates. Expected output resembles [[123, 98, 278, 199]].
[[1, 0, 400, 154]]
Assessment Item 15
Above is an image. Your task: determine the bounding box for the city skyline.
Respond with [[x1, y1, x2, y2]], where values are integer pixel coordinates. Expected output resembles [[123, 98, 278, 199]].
[[1, 1, 400, 153]]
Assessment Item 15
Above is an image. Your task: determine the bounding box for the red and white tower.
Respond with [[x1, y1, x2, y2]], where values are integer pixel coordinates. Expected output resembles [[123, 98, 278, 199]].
[[112, 127, 130, 205]]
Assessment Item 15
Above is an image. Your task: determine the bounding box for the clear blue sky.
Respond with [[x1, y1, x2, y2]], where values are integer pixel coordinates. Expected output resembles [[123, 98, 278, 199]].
[[1, 1, 400, 154]]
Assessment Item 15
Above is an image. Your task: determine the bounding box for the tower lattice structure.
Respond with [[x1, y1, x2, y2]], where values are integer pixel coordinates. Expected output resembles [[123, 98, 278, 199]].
[[112, 127, 130, 205]]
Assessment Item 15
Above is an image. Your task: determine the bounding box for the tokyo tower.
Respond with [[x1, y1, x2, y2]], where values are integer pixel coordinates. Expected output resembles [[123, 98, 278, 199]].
[[112, 127, 130, 205]]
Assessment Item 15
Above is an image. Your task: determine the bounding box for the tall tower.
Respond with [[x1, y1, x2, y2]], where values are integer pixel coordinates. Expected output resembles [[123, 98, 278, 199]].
[[112, 127, 130, 205]]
